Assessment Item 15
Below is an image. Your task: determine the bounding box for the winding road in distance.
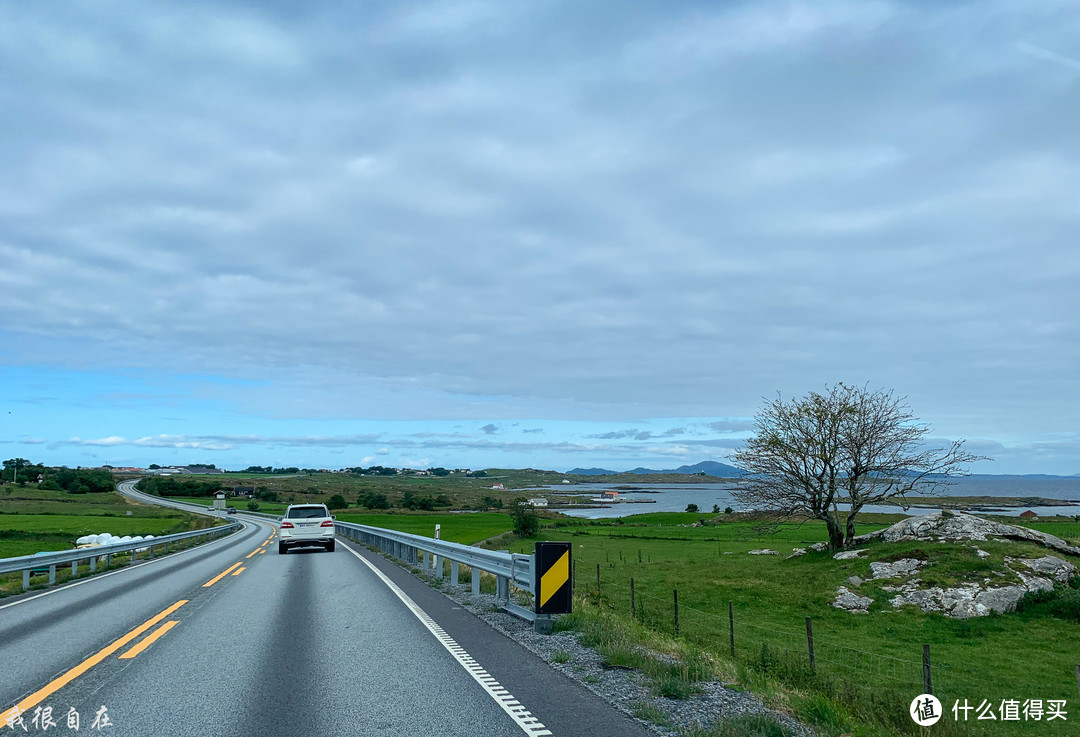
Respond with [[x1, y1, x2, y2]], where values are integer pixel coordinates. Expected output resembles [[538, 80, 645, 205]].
[[0, 480, 653, 736]]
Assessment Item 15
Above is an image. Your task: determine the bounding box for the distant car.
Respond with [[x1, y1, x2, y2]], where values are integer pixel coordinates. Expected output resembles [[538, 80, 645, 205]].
[[278, 504, 335, 553], [226, 507, 237, 515]]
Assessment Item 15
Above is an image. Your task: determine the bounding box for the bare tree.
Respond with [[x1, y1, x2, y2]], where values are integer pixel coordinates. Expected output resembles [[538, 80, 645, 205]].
[[733, 383, 986, 549]]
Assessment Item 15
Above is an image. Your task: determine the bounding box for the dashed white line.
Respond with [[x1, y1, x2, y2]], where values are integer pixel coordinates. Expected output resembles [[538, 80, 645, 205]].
[[341, 542, 552, 736]]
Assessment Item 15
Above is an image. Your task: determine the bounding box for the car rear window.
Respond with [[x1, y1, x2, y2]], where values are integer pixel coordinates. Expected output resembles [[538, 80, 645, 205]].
[[287, 506, 330, 519]]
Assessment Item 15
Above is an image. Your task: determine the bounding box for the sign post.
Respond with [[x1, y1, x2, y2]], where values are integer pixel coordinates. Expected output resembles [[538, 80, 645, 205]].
[[534, 542, 572, 634]]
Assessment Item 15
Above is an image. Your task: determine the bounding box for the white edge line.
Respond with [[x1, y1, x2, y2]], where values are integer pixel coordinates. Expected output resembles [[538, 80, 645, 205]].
[[0, 519, 270, 613], [341, 541, 553, 737]]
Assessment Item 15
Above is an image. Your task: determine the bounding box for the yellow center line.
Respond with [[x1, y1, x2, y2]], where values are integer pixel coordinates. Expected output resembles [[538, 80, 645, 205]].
[[202, 562, 243, 588], [245, 548, 263, 559], [1, 600, 187, 724], [118, 620, 179, 660], [231, 567, 246, 576], [258, 549, 266, 554]]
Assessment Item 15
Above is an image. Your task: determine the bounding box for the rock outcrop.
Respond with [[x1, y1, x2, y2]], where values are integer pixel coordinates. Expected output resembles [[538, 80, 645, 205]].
[[748, 549, 779, 555], [832, 512, 1079, 619], [833, 587, 873, 613], [853, 511, 1080, 556], [869, 558, 925, 579]]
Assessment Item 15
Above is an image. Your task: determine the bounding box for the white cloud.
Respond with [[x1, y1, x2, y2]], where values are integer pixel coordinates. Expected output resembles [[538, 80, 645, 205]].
[[2, 0, 1079, 472]]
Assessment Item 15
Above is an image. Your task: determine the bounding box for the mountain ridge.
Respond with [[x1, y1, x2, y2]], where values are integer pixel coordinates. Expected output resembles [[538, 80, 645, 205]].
[[568, 460, 747, 477]]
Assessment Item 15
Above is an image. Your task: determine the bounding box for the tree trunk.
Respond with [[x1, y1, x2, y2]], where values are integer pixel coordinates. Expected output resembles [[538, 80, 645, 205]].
[[844, 505, 862, 547], [823, 513, 844, 550]]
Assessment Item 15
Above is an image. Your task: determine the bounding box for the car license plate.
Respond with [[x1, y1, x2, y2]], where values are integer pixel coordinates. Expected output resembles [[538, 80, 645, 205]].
[[299, 522, 315, 527]]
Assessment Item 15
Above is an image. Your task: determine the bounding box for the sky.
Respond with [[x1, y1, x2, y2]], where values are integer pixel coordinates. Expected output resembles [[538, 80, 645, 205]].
[[1, 0, 1078, 474]]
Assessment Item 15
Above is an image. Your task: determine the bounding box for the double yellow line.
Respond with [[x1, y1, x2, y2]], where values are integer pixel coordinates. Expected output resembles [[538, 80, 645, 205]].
[[2, 527, 273, 722], [1, 600, 188, 725]]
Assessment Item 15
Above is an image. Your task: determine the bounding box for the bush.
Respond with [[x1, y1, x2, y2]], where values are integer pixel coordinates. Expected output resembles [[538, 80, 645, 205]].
[[358, 491, 390, 509], [1050, 588, 1080, 621], [246, 500, 260, 511], [685, 503, 699, 513], [512, 506, 540, 537], [327, 494, 348, 510]]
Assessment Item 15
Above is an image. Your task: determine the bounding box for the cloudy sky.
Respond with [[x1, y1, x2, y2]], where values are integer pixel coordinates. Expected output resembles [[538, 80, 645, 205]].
[[2, 0, 1078, 474]]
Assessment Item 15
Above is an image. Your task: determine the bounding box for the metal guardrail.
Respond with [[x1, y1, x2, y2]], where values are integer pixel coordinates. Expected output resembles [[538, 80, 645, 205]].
[[0, 523, 241, 591], [334, 521, 543, 625]]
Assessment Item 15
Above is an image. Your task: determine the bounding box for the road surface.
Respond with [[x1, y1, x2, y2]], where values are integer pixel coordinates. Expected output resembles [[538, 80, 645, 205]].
[[1, 483, 653, 736]]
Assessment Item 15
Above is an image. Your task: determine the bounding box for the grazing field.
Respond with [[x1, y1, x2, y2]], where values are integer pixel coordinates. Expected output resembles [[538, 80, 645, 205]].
[[335, 511, 514, 545], [492, 513, 1080, 737], [136, 470, 596, 511], [0, 487, 213, 559]]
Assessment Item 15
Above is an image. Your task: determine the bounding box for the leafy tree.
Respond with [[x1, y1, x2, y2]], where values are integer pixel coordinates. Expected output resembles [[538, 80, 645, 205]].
[[428, 467, 451, 477], [512, 505, 540, 537], [358, 491, 390, 509], [733, 383, 985, 549], [724, 506, 733, 515], [327, 494, 348, 510], [712, 504, 721, 514], [247, 500, 261, 511], [685, 503, 699, 513]]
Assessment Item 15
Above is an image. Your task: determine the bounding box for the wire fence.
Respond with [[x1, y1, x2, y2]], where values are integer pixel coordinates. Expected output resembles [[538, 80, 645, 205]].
[[572, 562, 1070, 712]]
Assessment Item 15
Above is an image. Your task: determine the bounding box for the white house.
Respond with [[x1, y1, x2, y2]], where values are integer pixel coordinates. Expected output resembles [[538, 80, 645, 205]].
[[527, 498, 549, 508]]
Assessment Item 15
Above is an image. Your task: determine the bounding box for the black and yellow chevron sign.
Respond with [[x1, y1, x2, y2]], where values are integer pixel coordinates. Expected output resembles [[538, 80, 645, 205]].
[[534, 542, 572, 615]]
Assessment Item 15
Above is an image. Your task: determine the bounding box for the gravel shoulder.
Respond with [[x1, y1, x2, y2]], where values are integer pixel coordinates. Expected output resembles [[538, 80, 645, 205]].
[[413, 566, 813, 737]]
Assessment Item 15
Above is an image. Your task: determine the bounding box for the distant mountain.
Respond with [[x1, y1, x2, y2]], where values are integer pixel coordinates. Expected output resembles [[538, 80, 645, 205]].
[[568, 461, 747, 478], [567, 467, 619, 476]]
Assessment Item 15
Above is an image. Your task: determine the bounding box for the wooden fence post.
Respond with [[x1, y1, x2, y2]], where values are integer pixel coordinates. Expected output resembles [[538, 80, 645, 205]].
[[673, 589, 679, 637], [596, 563, 600, 595], [805, 617, 815, 670], [638, 549, 642, 563], [630, 578, 636, 618], [728, 601, 735, 656], [922, 644, 933, 695]]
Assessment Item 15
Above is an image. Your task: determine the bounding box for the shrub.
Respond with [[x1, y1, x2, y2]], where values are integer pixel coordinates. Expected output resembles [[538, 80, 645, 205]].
[[1049, 588, 1080, 621], [246, 500, 260, 511], [327, 494, 348, 510], [685, 503, 699, 513], [512, 506, 540, 537]]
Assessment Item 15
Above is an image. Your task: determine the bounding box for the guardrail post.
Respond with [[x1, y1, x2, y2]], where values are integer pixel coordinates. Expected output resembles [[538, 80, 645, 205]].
[[23, 570, 29, 590], [149, 544, 155, 559], [496, 575, 509, 604], [472, 566, 481, 596], [451, 561, 459, 586], [89, 556, 96, 573], [106, 553, 112, 568], [71, 560, 78, 579], [49, 564, 56, 585]]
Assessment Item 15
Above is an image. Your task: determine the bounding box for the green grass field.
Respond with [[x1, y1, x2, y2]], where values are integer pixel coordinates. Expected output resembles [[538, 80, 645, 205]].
[[334, 511, 514, 545], [496, 513, 1080, 737], [0, 488, 214, 559]]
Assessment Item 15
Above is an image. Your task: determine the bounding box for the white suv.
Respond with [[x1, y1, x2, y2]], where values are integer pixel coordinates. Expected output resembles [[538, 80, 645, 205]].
[[278, 504, 336, 553]]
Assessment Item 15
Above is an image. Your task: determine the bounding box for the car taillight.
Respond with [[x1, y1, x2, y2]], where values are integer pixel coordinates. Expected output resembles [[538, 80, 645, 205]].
[[320, 520, 334, 527], [280, 521, 294, 529]]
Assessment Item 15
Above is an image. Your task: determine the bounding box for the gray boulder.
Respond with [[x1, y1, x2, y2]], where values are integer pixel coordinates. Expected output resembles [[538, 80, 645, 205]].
[[748, 549, 779, 555], [1018, 556, 1077, 582], [833, 550, 866, 560], [833, 587, 873, 613], [869, 558, 925, 579]]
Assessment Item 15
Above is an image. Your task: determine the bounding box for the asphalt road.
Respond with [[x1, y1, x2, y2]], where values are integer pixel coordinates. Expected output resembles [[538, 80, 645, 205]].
[[1, 486, 654, 736]]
